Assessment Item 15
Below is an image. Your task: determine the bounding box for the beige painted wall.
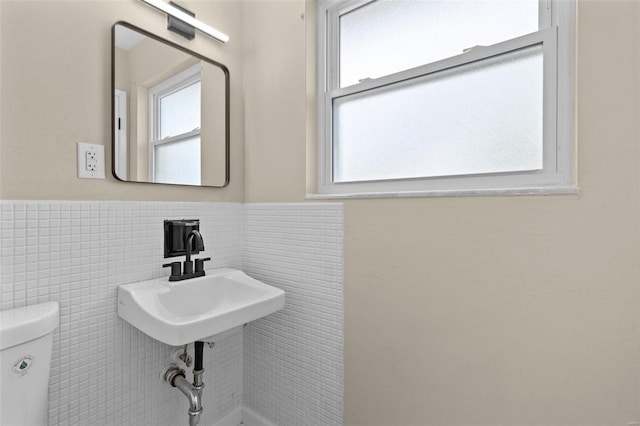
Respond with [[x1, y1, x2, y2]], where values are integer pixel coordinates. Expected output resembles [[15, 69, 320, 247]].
[[243, 0, 307, 202], [0, 0, 243, 201], [244, 0, 640, 424]]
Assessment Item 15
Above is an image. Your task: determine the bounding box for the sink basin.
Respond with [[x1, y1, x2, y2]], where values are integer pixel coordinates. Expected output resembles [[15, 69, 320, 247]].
[[117, 268, 285, 346]]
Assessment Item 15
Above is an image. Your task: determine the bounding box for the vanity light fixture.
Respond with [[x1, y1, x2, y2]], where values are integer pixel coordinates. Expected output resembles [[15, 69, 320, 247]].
[[140, 0, 230, 43]]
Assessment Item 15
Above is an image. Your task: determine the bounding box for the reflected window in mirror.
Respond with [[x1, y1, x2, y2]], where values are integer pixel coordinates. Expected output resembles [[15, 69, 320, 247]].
[[150, 64, 202, 185], [112, 22, 230, 187]]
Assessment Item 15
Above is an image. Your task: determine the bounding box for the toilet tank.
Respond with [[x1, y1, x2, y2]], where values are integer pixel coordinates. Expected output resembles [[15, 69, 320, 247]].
[[0, 302, 59, 426]]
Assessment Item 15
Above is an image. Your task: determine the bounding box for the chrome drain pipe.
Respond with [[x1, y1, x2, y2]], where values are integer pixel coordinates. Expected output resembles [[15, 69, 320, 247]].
[[162, 341, 207, 426], [172, 373, 203, 426], [162, 354, 205, 426]]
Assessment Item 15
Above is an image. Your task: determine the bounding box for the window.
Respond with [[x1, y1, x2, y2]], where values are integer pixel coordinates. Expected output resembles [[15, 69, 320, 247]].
[[149, 64, 202, 185], [316, 0, 575, 197]]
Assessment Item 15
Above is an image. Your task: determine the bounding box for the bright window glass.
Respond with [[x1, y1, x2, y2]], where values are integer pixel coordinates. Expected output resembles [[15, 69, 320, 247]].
[[154, 136, 201, 185], [339, 0, 539, 87], [160, 81, 201, 139], [333, 45, 543, 182]]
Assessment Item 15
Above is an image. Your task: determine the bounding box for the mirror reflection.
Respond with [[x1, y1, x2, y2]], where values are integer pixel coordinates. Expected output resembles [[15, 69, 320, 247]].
[[112, 22, 229, 187]]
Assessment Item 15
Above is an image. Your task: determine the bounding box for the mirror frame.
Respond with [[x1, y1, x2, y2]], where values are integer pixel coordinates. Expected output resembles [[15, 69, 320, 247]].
[[111, 21, 230, 187]]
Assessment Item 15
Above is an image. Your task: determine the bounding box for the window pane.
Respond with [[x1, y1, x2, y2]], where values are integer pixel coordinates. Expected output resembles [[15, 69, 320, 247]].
[[339, 0, 539, 87], [154, 137, 201, 185], [332, 45, 543, 183], [160, 81, 201, 139]]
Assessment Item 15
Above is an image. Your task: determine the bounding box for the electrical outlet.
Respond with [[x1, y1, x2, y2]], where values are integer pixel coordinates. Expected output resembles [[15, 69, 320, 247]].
[[86, 150, 98, 172], [77, 143, 105, 179]]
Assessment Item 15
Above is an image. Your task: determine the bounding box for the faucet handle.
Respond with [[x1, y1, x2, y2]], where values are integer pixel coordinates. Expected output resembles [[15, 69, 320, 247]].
[[162, 262, 182, 280], [195, 257, 211, 274]]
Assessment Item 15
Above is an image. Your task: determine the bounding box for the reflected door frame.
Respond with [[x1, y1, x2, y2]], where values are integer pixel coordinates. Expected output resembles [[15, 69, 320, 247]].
[[114, 89, 128, 180]]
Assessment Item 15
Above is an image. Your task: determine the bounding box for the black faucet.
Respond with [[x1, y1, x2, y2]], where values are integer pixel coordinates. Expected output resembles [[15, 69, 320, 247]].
[[163, 229, 210, 281], [184, 230, 204, 275]]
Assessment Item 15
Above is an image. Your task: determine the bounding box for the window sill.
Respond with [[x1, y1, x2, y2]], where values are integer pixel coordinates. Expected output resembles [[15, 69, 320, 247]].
[[306, 185, 579, 200]]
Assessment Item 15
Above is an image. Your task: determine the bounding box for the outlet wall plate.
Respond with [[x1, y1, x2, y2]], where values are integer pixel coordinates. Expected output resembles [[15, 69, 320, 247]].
[[77, 143, 105, 179]]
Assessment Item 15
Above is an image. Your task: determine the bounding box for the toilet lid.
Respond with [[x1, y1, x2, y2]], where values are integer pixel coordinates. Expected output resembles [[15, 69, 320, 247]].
[[0, 302, 59, 350]]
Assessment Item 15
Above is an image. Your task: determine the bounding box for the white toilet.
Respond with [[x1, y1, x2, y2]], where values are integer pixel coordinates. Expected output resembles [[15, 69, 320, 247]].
[[0, 302, 59, 426]]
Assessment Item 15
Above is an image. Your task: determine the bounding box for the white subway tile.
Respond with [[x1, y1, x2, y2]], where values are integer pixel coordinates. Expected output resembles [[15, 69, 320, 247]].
[[0, 200, 343, 426], [0, 201, 246, 426], [243, 203, 343, 426]]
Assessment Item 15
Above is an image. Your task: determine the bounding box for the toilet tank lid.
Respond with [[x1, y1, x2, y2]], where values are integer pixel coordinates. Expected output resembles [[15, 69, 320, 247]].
[[0, 302, 59, 350]]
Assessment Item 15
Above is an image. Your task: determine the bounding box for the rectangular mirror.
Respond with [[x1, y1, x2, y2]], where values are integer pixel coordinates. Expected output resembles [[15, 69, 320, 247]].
[[112, 22, 229, 187]]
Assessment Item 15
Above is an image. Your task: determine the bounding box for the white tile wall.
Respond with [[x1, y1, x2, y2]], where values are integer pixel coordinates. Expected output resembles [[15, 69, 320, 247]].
[[0, 201, 244, 426], [243, 203, 343, 426], [0, 200, 343, 426]]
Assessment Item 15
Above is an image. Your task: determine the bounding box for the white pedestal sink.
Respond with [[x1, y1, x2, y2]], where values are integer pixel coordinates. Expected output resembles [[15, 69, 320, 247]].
[[117, 268, 285, 346]]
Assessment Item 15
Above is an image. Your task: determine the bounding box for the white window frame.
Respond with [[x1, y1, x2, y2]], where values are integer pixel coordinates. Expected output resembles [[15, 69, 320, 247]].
[[315, 0, 576, 198], [149, 63, 202, 183]]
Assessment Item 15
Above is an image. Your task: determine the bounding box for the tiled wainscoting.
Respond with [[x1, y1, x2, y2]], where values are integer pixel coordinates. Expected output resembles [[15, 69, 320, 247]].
[[0, 201, 343, 426], [0, 201, 244, 426], [244, 204, 343, 426]]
